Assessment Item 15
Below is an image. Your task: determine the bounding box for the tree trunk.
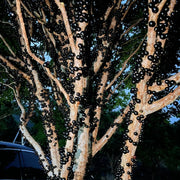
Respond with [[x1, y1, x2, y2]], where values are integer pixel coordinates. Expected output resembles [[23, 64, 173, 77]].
[[73, 108, 90, 180], [120, 114, 143, 179], [73, 126, 90, 179]]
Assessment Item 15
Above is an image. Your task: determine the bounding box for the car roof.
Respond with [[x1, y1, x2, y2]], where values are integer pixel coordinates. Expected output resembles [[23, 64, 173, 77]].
[[0, 141, 33, 151]]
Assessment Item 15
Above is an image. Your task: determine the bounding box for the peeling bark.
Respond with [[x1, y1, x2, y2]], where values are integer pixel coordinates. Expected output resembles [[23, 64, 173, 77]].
[[73, 109, 90, 180]]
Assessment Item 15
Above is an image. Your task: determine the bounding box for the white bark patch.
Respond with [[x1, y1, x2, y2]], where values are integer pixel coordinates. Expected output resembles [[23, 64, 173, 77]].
[[73, 125, 89, 180]]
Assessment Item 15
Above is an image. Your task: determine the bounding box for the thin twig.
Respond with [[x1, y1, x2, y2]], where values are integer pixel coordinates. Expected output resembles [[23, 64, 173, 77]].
[[0, 114, 12, 120], [6, 0, 13, 7], [0, 82, 16, 92], [106, 73, 131, 102], [106, 35, 146, 90], [104, 0, 116, 21], [0, 34, 16, 57], [116, 0, 122, 9], [0, 20, 13, 26], [120, 18, 143, 40], [121, 0, 137, 21]]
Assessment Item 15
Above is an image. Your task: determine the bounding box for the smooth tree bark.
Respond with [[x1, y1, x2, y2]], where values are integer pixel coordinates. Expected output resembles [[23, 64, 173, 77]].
[[0, 0, 179, 179]]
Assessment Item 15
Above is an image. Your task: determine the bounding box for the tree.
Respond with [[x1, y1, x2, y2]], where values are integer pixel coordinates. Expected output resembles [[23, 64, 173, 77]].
[[0, 0, 179, 179]]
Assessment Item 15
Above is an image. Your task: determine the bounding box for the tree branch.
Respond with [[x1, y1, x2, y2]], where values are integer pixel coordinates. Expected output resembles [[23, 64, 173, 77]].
[[0, 113, 12, 120], [145, 86, 180, 115], [119, 0, 176, 179], [136, 0, 168, 108], [0, 34, 16, 57], [149, 72, 180, 92], [92, 62, 110, 144], [40, 9, 57, 48], [45, 0, 51, 10], [54, 0, 76, 53], [0, 55, 32, 83], [46, 68, 70, 105], [30, 68, 61, 175], [0, 81, 51, 175], [0, 20, 14, 26], [20, 125, 53, 177], [92, 105, 130, 157], [121, 0, 137, 21], [75, 6, 88, 56], [50, 79, 63, 106], [44, 26, 56, 48], [9, 84, 53, 176], [106, 73, 131, 102], [60, 104, 79, 178], [93, 48, 108, 74], [6, 0, 13, 7], [120, 18, 143, 40], [0, 82, 16, 94], [104, 0, 116, 21]]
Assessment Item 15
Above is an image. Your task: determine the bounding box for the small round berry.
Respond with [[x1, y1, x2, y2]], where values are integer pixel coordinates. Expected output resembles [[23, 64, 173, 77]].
[[149, 21, 156, 27]]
